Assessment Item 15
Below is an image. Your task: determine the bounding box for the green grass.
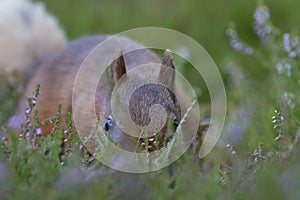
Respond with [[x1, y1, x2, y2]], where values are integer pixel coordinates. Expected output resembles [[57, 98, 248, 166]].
[[1, 0, 300, 199]]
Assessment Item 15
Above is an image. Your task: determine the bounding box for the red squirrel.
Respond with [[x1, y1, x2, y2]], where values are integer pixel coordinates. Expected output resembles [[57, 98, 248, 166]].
[[12, 35, 183, 152], [1, 0, 200, 154]]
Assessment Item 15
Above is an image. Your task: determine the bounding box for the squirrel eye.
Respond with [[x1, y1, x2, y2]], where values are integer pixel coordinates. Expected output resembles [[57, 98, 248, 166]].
[[104, 117, 113, 131]]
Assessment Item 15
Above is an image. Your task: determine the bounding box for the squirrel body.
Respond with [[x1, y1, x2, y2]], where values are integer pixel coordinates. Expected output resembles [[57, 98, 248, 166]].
[[2, 0, 198, 153], [10, 35, 182, 152]]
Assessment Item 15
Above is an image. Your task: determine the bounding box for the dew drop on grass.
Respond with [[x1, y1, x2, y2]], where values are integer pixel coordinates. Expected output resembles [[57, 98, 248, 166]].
[[275, 136, 282, 141], [148, 145, 153, 150], [153, 140, 159, 146], [32, 99, 37, 106]]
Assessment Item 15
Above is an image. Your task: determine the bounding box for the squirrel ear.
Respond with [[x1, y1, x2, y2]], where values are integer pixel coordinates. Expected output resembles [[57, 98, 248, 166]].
[[159, 49, 175, 89], [109, 49, 126, 83]]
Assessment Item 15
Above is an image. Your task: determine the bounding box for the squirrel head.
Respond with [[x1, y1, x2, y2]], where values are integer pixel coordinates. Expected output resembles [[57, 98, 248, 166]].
[[99, 49, 181, 152]]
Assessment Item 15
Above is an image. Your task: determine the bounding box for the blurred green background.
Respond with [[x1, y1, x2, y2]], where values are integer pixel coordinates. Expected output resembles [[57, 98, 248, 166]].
[[34, 0, 300, 67], [32, 0, 300, 105]]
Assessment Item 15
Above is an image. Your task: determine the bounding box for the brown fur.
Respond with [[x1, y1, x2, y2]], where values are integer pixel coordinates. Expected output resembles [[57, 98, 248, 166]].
[[10, 35, 182, 153]]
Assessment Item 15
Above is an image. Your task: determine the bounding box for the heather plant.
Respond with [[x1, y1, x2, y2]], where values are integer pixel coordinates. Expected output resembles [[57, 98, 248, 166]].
[[221, 1, 300, 198], [227, 1, 300, 147]]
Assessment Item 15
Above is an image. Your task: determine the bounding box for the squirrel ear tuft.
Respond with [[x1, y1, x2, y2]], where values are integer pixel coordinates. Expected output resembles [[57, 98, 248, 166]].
[[159, 49, 175, 89], [109, 49, 126, 83]]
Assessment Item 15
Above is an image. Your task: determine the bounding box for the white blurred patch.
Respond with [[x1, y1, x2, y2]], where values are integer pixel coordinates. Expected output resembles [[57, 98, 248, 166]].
[[0, 0, 66, 74]]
